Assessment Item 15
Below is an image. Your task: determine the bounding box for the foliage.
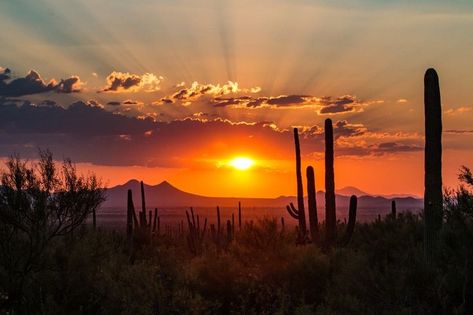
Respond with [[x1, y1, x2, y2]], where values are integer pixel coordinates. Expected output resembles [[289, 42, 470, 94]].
[[0, 151, 105, 309], [1, 164, 473, 314]]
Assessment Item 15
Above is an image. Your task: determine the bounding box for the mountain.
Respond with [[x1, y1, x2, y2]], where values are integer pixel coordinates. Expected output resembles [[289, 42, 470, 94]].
[[103, 180, 423, 211], [336, 186, 369, 196]]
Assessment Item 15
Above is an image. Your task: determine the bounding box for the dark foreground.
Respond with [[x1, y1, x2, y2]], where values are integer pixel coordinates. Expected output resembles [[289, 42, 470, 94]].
[[3, 205, 472, 314]]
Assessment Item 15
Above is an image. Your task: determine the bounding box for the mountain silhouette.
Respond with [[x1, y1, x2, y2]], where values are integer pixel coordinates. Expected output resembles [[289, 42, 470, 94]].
[[103, 180, 423, 211]]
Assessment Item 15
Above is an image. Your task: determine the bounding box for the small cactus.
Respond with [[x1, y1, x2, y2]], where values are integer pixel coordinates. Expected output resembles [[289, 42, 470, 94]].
[[341, 195, 357, 246], [306, 166, 319, 243]]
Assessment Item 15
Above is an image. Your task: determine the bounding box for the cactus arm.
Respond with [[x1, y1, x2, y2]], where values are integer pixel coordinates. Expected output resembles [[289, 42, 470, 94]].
[[286, 204, 299, 220]]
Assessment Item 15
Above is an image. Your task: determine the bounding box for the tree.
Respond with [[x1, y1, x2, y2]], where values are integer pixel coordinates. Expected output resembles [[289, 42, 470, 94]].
[[0, 150, 105, 309]]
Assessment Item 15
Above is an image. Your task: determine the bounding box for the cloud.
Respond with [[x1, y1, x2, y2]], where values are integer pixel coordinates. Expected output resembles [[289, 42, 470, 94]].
[[211, 93, 376, 114], [318, 95, 360, 114], [444, 106, 472, 116], [153, 81, 261, 106], [100, 71, 163, 93], [445, 129, 473, 134], [0, 67, 83, 96], [57, 76, 84, 93], [0, 97, 427, 167]]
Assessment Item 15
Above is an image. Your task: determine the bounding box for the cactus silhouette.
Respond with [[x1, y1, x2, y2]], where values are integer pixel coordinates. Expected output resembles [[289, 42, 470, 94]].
[[186, 207, 207, 255], [341, 195, 357, 246], [126, 189, 135, 253], [140, 181, 147, 227], [153, 208, 158, 232], [285, 128, 307, 240], [306, 166, 319, 243], [424, 68, 443, 259], [325, 118, 336, 248]]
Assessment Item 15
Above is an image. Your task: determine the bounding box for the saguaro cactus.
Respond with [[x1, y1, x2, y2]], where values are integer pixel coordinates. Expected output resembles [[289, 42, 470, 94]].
[[186, 207, 207, 255], [140, 181, 147, 227], [127, 189, 135, 249], [342, 195, 357, 246], [285, 128, 307, 239], [424, 68, 443, 258], [325, 119, 336, 247], [306, 166, 319, 243]]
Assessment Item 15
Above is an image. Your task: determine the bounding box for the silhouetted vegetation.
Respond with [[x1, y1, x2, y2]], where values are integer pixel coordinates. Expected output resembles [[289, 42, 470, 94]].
[[1, 68, 472, 314]]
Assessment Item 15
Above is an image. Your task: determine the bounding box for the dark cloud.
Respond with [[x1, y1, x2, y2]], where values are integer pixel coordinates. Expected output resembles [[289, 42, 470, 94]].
[[211, 93, 371, 114], [101, 72, 141, 92], [123, 100, 140, 105], [57, 76, 82, 93], [445, 129, 473, 134], [319, 95, 357, 114], [100, 72, 162, 93], [0, 68, 83, 97], [333, 120, 366, 137], [266, 95, 307, 106], [0, 99, 421, 166], [107, 101, 121, 106], [376, 142, 422, 153]]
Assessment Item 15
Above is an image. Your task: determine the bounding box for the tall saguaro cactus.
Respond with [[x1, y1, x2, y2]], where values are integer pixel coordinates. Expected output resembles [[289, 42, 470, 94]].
[[424, 68, 443, 258], [306, 166, 319, 243], [325, 119, 336, 247], [292, 128, 307, 237], [140, 181, 147, 226], [127, 190, 135, 244]]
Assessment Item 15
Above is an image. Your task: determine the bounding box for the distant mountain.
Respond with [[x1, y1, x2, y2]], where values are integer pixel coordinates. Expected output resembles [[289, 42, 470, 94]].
[[103, 180, 423, 212], [336, 186, 369, 196]]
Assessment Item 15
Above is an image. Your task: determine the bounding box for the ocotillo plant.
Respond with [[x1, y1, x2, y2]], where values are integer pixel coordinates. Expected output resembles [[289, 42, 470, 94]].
[[306, 166, 319, 243], [424, 68, 443, 259], [285, 128, 307, 239], [325, 118, 337, 248], [186, 207, 207, 255], [341, 195, 357, 246]]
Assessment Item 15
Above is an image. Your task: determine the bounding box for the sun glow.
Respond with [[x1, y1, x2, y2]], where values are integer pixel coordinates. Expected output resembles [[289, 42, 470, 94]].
[[229, 157, 254, 170]]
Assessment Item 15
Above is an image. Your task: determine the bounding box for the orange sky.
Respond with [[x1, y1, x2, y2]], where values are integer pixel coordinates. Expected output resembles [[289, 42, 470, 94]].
[[1, 1, 473, 197]]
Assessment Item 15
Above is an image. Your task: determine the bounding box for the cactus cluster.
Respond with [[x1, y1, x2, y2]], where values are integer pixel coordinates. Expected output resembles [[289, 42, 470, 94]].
[[126, 181, 161, 256], [186, 207, 207, 255], [286, 120, 358, 248], [210, 206, 237, 252]]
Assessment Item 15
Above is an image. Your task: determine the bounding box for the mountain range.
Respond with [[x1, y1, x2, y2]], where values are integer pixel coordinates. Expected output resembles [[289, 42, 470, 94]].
[[102, 180, 423, 211]]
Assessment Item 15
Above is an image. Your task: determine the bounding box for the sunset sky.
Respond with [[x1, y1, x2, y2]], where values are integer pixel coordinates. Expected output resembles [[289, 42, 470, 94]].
[[1, 0, 473, 197]]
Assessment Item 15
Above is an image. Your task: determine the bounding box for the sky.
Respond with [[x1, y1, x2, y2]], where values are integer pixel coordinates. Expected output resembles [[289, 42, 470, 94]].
[[0, 0, 472, 197]]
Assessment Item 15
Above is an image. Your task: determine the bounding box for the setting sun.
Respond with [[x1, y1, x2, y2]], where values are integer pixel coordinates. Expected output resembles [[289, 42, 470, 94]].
[[229, 157, 254, 170]]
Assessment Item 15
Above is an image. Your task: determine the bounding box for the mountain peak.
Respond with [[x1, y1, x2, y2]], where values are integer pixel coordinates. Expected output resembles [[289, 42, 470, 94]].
[[121, 179, 140, 186], [156, 180, 173, 188], [336, 186, 369, 196]]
